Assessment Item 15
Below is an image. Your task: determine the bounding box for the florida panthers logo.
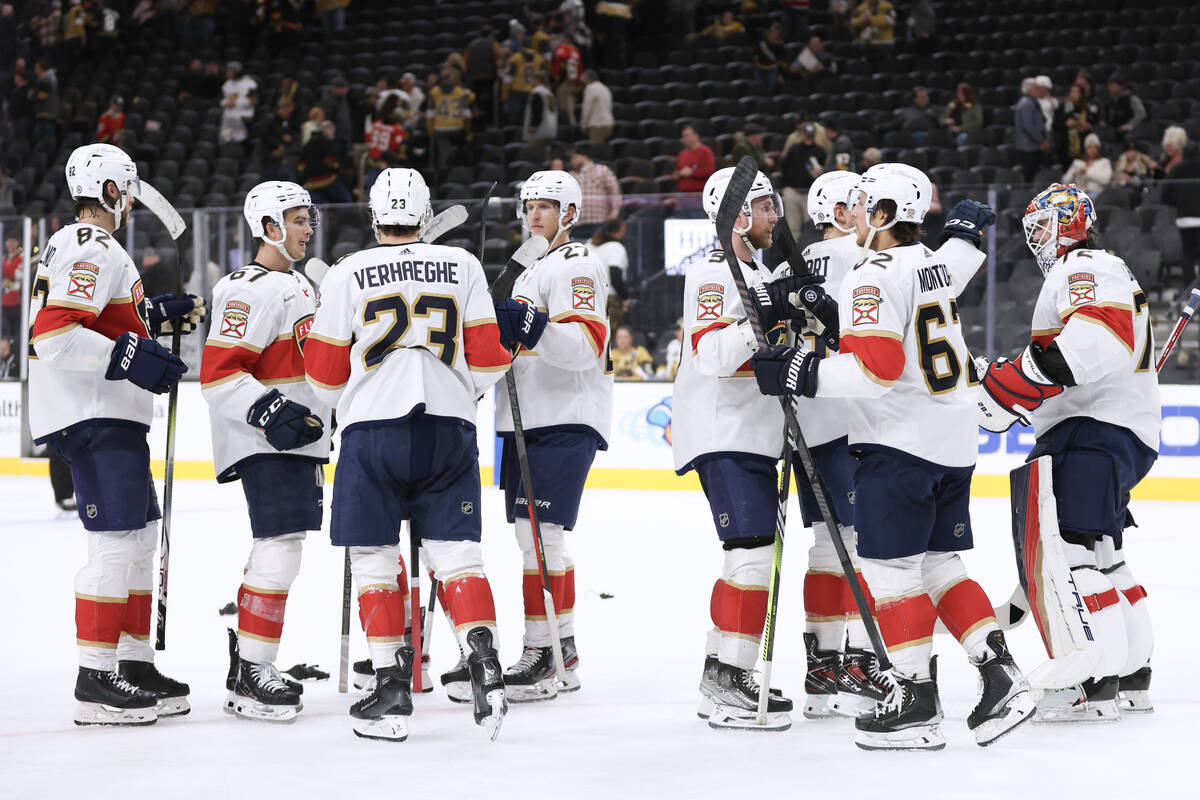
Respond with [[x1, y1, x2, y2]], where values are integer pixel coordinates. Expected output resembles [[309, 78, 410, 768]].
[[572, 277, 596, 310], [1067, 272, 1096, 306], [696, 283, 724, 320], [852, 285, 881, 326], [221, 300, 251, 339], [293, 314, 314, 355], [67, 262, 100, 300]]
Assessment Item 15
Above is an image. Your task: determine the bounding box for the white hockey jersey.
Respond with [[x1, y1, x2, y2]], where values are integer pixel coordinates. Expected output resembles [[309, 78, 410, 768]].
[[494, 240, 613, 445], [672, 250, 785, 473], [1028, 248, 1160, 452], [817, 240, 979, 469], [200, 263, 331, 481], [304, 242, 511, 431], [28, 222, 153, 441]]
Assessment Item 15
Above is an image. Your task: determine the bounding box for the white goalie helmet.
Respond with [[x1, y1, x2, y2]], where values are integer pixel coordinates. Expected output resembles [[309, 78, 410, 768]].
[[854, 162, 932, 229], [518, 170, 583, 232], [370, 168, 433, 234], [808, 170, 860, 232], [65, 143, 140, 216], [702, 166, 781, 227], [243, 181, 317, 262]]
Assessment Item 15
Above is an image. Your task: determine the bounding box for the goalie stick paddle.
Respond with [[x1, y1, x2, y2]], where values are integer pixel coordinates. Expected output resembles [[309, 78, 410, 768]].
[[139, 180, 187, 652], [717, 159, 893, 689], [1156, 286, 1200, 372]]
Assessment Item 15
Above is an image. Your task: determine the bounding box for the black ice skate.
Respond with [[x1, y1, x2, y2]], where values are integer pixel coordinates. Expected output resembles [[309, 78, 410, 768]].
[[350, 646, 414, 742], [466, 627, 507, 740], [829, 644, 890, 718], [118, 660, 191, 717], [558, 635, 581, 692], [441, 645, 473, 704], [73, 667, 157, 726], [696, 655, 785, 720], [504, 645, 558, 702], [353, 655, 432, 693], [224, 658, 302, 723], [707, 661, 793, 732], [1118, 666, 1153, 713], [967, 631, 1035, 746], [854, 660, 944, 752], [224, 628, 302, 696], [802, 633, 841, 720], [1035, 674, 1120, 723]]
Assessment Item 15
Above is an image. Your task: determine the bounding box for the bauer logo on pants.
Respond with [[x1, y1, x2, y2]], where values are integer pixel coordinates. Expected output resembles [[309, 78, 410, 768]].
[[852, 285, 881, 326], [572, 277, 596, 310], [696, 283, 724, 320], [221, 300, 251, 339]]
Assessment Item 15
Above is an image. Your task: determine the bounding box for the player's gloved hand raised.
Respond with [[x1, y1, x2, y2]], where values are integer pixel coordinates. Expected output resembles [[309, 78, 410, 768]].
[[787, 280, 839, 351], [976, 344, 1065, 432], [247, 389, 324, 451], [751, 344, 820, 398], [750, 274, 821, 329], [105, 332, 188, 394], [939, 200, 997, 250], [147, 293, 207, 337], [494, 298, 548, 350]]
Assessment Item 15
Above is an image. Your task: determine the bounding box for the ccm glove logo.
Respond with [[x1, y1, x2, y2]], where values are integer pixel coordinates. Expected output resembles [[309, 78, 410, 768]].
[[946, 217, 976, 230]]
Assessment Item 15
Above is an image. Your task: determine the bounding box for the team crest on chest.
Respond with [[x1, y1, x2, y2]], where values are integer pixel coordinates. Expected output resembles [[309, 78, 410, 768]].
[[696, 283, 724, 320], [852, 285, 881, 326], [67, 262, 99, 300], [221, 300, 251, 339], [1067, 272, 1096, 306], [572, 277, 596, 310], [293, 314, 314, 355]]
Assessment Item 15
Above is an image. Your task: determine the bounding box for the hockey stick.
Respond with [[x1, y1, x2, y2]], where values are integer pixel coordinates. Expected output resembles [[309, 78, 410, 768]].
[[771, 220, 839, 353], [339, 547, 352, 693], [489, 235, 569, 685], [409, 532, 423, 693], [138, 181, 186, 652], [1156, 286, 1200, 372], [717, 158, 892, 677], [477, 181, 498, 261]]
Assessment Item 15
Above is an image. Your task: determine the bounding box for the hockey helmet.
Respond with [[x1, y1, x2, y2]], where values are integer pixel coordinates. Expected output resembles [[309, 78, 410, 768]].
[[370, 168, 433, 235], [701, 167, 781, 231], [65, 143, 140, 217], [852, 163, 931, 229], [243, 181, 317, 262], [1022, 183, 1096, 275], [518, 170, 582, 233], [808, 170, 860, 232]]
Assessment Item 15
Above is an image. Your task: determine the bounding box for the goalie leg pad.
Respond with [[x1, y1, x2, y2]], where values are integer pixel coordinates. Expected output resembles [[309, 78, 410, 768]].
[[1098, 538, 1154, 678], [237, 533, 305, 665], [351, 545, 407, 668], [711, 545, 771, 669]]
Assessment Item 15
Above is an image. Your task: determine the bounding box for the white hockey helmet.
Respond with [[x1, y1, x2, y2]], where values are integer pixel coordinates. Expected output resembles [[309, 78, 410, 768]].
[[853, 162, 932, 229], [808, 170, 860, 232], [243, 181, 317, 262], [518, 170, 582, 232], [370, 168, 433, 235], [702, 166, 780, 229], [65, 143, 140, 217]]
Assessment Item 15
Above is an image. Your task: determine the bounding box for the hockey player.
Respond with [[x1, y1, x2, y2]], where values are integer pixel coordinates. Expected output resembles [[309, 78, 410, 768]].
[[751, 164, 1034, 750], [29, 143, 202, 725], [304, 168, 511, 741], [200, 181, 330, 723], [673, 166, 814, 731], [977, 183, 1158, 720], [492, 170, 612, 702]]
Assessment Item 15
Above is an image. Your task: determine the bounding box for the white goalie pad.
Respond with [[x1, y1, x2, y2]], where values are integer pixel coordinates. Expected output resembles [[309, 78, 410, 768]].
[[1010, 456, 1102, 689]]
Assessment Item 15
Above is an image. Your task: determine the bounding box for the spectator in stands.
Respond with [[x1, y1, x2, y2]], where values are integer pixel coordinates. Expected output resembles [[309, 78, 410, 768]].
[[581, 70, 614, 145], [502, 18, 526, 52], [0, 336, 15, 378], [426, 67, 474, 172], [790, 36, 837, 80], [861, 147, 882, 171], [568, 144, 622, 238], [611, 326, 654, 381], [138, 250, 174, 297], [853, 0, 895, 45], [897, 86, 941, 142], [702, 11, 743, 42], [94, 95, 124, 143], [1103, 74, 1147, 136], [220, 61, 257, 144], [549, 155, 567, 171], [822, 119, 855, 173], [301, 104, 324, 145], [754, 22, 787, 92], [2, 232, 23, 339], [522, 70, 556, 158], [0, 5, 16, 73], [1114, 139, 1154, 188], [939, 82, 983, 146], [183, 0, 217, 47], [300, 119, 353, 204], [399, 73, 424, 122], [780, 121, 826, 240], [365, 106, 406, 188], [529, 13, 550, 54], [907, 0, 937, 50], [266, 72, 311, 120], [262, 99, 301, 158], [672, 123, 715, 193], [595, 0, 633, 69], [589, 219, 631, 327], [316, 0, 349, 34], [1062, 133, 1113, 195], [9, 69, 33, 141], [29, 2, 62, 67], [1159, 126, 1200, 287], [1015, 77, 1051, 183], [0, 169, 22, 216], [1034, 75, 1057, 142], [551, 33, 583, 129], [319, 75, 353, 141], [260, 141, 298, 184], [730, 123, 775, 171], [1055, 82, 1099, 167], [502, 28, 543, 126], [1156, 125, 1189, 178], [465, 24, 500, 130], [660, 321, 683, 380], [31, 58, 59, 149]]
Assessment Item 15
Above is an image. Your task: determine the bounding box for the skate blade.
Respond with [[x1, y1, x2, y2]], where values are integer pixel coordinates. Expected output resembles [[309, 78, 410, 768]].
[[974, 692, 1036, 747], [1118, 691, 1154, 713], [352, 716, 408, 742], [478, 689, 507, 741], [696, 694, 714, 720], [829, 693, 878, 718], [154, 697, 191, 718], [1033, 698, 1121, 724], [504, 678, 558, 703], [855, 724, 945, 751], [74, 701, 157, 726], [556, 671, 581, 693], [707, 704, 791, 732], [223, 692, 300, 723], [803, 695, 841, 720], [444, 680, 473, 704]]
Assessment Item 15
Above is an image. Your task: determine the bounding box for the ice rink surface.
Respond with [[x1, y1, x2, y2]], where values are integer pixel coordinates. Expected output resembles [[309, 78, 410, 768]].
[[0, 475, 1194, 799]]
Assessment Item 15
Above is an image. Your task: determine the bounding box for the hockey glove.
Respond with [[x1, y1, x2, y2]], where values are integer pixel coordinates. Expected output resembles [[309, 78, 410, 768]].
[[977, 343, 1065, 432], [105, 332, 187, 394], [147, 293, 206, 337], [787, 281, 840, 350], [751, 344, 820, 398], [494, 298, 548, 350], [939, 200, 997, 250], [247, 388, 324, 451], [750, 274, 822, 329]]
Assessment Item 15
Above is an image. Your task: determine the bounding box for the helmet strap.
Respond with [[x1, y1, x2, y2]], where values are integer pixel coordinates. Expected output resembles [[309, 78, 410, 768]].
[[266, 216, 295, 263]]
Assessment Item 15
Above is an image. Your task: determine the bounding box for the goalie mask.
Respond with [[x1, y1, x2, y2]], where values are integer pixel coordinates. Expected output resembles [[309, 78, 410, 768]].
[[243, 181, 319, 263], [808, 170, 860, 233], [65, 143, 141, 219], [1022, 183, 1096, 275], [702, 167, 783, 235]]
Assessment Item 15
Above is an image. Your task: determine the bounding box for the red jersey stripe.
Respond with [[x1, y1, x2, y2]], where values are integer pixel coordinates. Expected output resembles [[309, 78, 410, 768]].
[[463, 322, 513, 371], [31, 304, 94, 342], [201, 341, 261, 385], [252, 338, 305, 383], [558, 314, 607, 357], [690, 320, 731, 353], [840, 332, 905, 384], [91, 299, 150, 340], [304, 337, 352, 389], [1066, 304, 1135, 353]]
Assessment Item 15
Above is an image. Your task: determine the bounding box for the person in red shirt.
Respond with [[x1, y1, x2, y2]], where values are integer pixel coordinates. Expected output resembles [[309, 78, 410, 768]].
[[365, 105, 407, 188], [95, 97, 125, 144], [1, 233, 23, 341], [673, 124, 716, 193], [551, 37, 583, 128]]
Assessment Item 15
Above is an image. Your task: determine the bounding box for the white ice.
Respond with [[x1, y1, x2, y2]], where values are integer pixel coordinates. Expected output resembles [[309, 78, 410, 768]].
[[0, 476, 1193, 799]]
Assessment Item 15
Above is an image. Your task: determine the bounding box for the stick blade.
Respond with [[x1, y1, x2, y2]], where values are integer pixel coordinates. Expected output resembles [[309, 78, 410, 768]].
[[304, 257, 330, 286], [138, 180, 187, 240], [715, 157, 760, 256], [513, 235, 550, 267], [424, 204, 469, 243]]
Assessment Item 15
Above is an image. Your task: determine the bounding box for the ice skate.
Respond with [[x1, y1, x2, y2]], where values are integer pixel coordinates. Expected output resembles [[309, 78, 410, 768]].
[[73, 667, 158, 726], [350, 646, 414, 742], [224, 628, 302, 702], [441, 646, 473, 704], [557, 635, 581, 692], [696, 655, 786, 720], [1118, 666, 1153, 713], [466, 627, 507, 740], [829, 645, 890, 718], [802, 633, 841, 720], [707, 661, 792, 732], [967, 631, 1035, 746], [118, 660, 191, 717], [224, 659, 302, 723], [854, 661, 945, 752], [1035, 676, 1120, 723], [504, 645, 558, 702], [353, 655, 432, 693]]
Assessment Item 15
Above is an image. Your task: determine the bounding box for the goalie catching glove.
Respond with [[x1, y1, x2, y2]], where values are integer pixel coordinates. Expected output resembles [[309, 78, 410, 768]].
[[977, 342, 1073, 432], [147, 292, 206, 336], [751, 344, 820, 398], [247, 388, 324, 451]]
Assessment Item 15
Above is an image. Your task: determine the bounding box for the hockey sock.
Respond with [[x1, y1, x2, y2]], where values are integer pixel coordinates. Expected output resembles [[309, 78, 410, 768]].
[[1098, 538, 1153, 676], [803, 570, 845, 651], [515, 518, 570, 647], [843, 570, 875, 650], [705, 627, 720, 658], [237, 533, 304, 664], [75, 529, 140, 670], [351, 545, 408, 668], [710, 545, 771, 669], [117, 524, 157, 663], [423, 540, 499, 651], [861, 555, 936, 679], [923, 552, 997, 662]]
